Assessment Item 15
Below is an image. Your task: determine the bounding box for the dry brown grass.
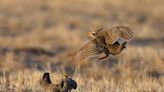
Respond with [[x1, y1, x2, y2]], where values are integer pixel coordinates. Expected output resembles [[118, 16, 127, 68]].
[[0, 70, 164, 92], [0, 0, 164, 92]]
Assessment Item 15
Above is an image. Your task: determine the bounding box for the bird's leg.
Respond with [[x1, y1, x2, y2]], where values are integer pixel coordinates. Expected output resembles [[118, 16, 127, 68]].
[[98, 54, 108, 60]]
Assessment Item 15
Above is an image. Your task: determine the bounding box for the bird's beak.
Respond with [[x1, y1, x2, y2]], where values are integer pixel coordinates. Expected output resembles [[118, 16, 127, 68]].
[[87, 32, 97, 39]]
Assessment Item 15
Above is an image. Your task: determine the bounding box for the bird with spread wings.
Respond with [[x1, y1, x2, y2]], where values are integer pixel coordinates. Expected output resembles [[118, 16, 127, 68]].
[[73, 25, 134, 65]]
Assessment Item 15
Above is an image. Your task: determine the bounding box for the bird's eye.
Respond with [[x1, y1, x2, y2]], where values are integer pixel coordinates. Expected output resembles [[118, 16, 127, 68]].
[[92, 32, 97, 35]]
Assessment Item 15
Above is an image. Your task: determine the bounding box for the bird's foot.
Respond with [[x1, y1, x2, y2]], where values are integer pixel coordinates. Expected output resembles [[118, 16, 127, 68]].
[[98, 56, 109, 61]]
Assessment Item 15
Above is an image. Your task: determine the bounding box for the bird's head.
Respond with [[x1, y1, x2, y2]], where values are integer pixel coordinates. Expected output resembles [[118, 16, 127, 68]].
[[88, 31, 97, 39], [88, 28, 103, 39], [61, 73, 69, 79]]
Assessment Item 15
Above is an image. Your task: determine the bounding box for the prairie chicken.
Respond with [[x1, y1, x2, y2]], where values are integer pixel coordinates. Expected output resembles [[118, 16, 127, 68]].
[[40, 73, 77, 92], [60, 74, 77, 92], [40, 73, 60, 92], [74, 25, 134, 63]]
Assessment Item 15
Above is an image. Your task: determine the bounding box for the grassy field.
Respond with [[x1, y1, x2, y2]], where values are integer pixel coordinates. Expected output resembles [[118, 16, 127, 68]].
[[0, 0, 164, 92]]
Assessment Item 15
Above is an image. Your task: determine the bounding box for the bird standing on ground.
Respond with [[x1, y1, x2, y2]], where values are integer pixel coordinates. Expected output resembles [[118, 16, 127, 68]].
[[73, 25, 134, 64], [40, 73, 77, 92], [60, 74, 77, 92], [40, 73, 60, 92]]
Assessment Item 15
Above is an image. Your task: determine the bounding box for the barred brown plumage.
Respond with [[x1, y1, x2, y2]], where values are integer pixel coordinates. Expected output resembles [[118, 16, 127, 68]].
[[73, 25, 134, 64], [73, 39, 104, 64]]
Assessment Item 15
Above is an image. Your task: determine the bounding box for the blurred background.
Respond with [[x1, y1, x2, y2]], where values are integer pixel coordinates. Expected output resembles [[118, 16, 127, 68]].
[[0, 0, 164, 80]]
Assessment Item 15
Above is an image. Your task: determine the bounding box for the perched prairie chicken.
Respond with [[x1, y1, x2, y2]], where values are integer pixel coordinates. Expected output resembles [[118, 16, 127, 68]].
[[40, 73, 77, 92], [74, 25, 134, 63]]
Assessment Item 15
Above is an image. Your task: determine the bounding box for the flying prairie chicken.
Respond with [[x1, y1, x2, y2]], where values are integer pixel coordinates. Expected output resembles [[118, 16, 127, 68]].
[[40, 73, 77, 92], [73, 25, 134, 64]]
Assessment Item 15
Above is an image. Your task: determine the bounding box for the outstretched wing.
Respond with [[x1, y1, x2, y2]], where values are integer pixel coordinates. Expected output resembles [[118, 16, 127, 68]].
[[73, 39, 104, 63], [105, 25, 134, 44]]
